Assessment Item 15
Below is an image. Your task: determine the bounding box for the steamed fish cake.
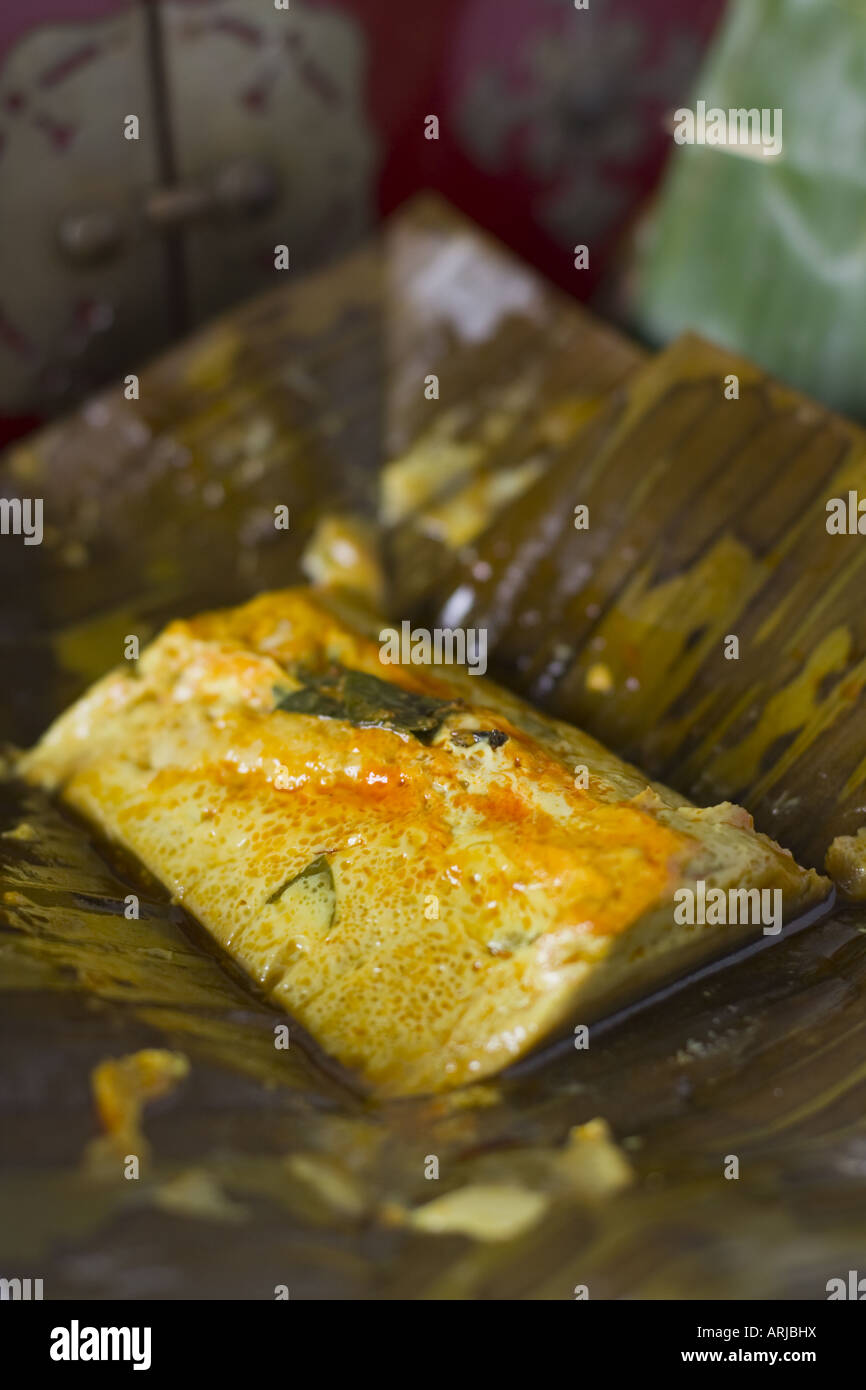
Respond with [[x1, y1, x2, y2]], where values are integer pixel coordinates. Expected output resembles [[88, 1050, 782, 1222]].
[[21, 588, 830, 1095]]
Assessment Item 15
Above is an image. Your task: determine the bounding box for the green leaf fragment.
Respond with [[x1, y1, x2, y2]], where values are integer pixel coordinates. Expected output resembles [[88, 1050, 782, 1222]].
[[273, 664, 462, 743]]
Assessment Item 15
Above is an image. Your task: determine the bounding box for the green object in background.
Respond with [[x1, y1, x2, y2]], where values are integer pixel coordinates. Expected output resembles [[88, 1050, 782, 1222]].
[[634, 0, 866, 420]]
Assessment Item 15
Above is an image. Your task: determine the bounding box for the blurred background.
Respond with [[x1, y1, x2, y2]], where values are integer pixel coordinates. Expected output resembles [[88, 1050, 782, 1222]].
[[2, 0, 864, 447]]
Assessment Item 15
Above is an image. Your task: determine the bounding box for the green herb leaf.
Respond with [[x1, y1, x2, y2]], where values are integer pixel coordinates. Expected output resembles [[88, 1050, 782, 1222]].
[[273, 664, 461, 743]]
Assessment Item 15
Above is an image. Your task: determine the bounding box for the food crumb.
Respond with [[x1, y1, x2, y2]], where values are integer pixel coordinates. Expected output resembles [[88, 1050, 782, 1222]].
[[397, 1184, 549, 1242], [825, 827, 866, 901], [84, 1049, 189, 1175], [555, 1117, 634, 1197]]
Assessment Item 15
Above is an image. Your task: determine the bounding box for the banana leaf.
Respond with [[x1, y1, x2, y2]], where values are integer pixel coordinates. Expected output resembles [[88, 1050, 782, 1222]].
[[633, 0, 866, 420], [1, 196, 865, 1300], [425, 332, 866, 871]]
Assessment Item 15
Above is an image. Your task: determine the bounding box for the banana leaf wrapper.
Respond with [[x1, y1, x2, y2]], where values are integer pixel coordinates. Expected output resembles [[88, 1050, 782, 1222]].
[[632, 0, 866, 420], [0, 237, 384, 746], [382, 197, 644, 613], [1, 197, 865, 1300], [424, 332, 866, 871]]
